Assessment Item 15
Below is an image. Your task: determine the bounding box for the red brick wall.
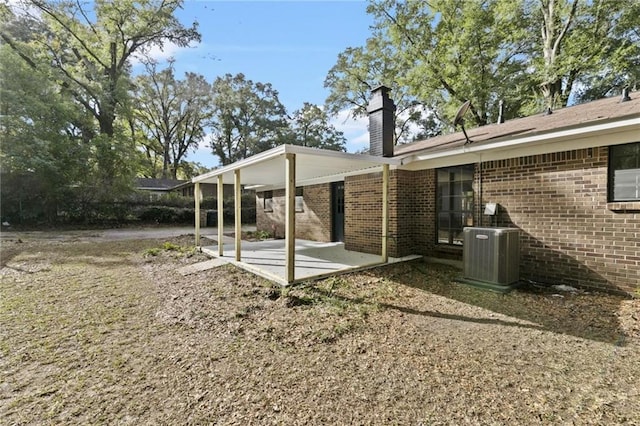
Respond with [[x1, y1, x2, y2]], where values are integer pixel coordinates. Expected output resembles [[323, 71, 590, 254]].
[[391, 170, 418, 257], [410, 169, 438, 257], [481, 147, 640, 294], [344, 173, 383, 254], [344, 169, 431, 258], [256, 184, 332, 241]]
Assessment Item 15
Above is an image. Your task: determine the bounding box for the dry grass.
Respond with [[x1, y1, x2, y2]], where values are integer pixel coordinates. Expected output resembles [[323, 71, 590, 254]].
[[1, 236, 639, 424]]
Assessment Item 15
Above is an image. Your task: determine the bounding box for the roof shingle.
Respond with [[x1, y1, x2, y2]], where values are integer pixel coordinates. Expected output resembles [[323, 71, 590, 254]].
[[394, 91, 640, 158]]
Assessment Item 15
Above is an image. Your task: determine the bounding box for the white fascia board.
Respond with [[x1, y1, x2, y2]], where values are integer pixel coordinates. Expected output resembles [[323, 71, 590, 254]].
[[400, 116, 640, 170], [249, 165, 386, 192], [192, 145, 287, 183], [284, 144, 401, 166], [193, 144, 402, 184]]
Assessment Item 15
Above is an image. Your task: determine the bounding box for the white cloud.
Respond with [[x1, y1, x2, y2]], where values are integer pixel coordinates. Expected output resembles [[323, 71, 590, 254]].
[[330, 108, 369, 153], [131, 41, 199, 66], [6, 0, 42, 17]]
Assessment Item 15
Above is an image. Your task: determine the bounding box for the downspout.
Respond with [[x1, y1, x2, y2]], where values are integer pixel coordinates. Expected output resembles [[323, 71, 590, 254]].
[[195, 181, 201, 247], [234, 170, 241, 261], [217, 175, 224, 256], [478, 153, 483, 227], [381, 163, 389, 263]]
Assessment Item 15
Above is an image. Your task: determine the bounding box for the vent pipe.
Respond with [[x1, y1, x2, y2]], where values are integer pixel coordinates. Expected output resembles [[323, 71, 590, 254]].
[[497, 100, 505, 124], [621, 87, 631, 102], [367, 86, 396, 157]]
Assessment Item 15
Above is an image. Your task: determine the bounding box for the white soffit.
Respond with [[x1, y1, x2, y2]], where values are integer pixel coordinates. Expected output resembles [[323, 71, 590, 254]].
[[192, 145, 400, 188]]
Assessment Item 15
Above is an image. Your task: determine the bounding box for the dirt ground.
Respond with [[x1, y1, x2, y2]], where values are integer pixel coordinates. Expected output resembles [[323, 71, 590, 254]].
[[1, 233, 639, 424]]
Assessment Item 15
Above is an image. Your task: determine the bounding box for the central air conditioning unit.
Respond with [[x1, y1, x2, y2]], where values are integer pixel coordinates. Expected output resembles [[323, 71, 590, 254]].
[[461, 227, 520, 291]]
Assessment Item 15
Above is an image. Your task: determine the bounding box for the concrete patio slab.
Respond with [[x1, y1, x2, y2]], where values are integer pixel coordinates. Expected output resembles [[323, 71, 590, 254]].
[[201, 239, 421, 285]]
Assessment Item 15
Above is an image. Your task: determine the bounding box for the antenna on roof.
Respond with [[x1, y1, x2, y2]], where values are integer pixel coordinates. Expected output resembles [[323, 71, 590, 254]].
[[453, 100, 473, 145]]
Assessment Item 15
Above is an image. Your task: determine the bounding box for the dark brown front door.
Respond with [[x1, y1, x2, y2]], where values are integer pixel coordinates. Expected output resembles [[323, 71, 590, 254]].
[[331, 181, 345, 242]]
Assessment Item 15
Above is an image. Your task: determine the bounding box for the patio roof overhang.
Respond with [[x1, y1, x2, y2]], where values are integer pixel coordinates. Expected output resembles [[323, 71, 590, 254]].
[[193, 144, 401, 190], [191, 144, 402, 285]]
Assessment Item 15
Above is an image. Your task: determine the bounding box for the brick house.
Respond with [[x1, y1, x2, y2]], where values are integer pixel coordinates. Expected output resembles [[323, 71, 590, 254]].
[[250, 87, 640, 295]]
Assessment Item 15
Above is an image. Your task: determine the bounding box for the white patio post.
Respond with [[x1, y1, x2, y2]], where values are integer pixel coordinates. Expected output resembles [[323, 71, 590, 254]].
[[234, 169, 241, 261], [285, 153, 296, 283], [381, 163, 389, 263], [194, 181, 201, 247], [217, 175, 224, 256]]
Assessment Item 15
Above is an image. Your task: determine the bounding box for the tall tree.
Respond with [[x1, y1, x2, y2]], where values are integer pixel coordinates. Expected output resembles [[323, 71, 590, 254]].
[[288, 103, 346, 151], [367, 0, 531, 128], [208, 73, 289, 165], [354, 0, 640, 127], [133, 61, 211, 179], [0, 17, 91, 222], [3, 0, 200, 138], [2, 0, 200, 188], [531, 0, 640, 109], [324, 36, 437, 144]]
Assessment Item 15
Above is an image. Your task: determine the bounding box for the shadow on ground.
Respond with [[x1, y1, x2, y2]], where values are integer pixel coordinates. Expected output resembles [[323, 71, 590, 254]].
[[367, 260, 631, 346], [300, 259, 632, 346]]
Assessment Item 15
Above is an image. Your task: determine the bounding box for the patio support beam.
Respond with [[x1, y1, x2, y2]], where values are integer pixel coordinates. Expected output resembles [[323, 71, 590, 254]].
[[194, 181, 201, 247], [234, 169, 241, 261], [285, 153, 296, 283], [217, 175, 224, 256], [381, 163, 389, 263]]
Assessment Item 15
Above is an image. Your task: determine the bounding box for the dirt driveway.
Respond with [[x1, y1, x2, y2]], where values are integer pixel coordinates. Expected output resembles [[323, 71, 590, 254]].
[[1, 234, 639, 424], [0, 224, 256, 244]]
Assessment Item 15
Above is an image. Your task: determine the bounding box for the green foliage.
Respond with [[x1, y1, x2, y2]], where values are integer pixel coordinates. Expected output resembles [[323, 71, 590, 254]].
[[0, 34, 92, 223], [324, 35, 440, 143], [245, 229, 272, 241], [0, 0, 203, 224], [366, 0, 531, 127], [4, 0, 201, 138], [161, 242, 182, 251], [208, 73, 289, 165], [137, 206, 193, 224], [130, 191, 195, 208], [328, 0, 640, 136], [132, 60, 211, 180], [287, 103, 346, 151], [532, 0, 640, 107], [144, 241, 196, 257], [144, 247, 161, 256]]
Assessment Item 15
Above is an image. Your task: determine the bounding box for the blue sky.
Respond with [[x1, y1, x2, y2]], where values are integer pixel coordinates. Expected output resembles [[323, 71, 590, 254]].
[[148, 0, 375, 168]]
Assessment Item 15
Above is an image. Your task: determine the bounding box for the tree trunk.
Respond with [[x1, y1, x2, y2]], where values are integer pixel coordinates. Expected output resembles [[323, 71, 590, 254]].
[[539, 0, 578, 111]]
